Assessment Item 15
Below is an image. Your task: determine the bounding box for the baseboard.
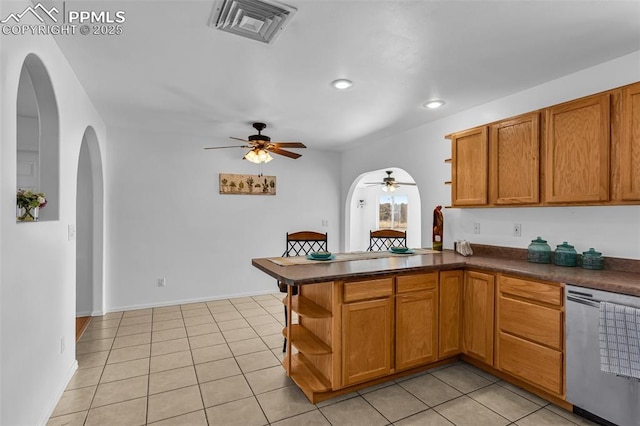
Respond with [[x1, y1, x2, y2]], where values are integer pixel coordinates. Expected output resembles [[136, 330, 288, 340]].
[[39, 359, 78, 426], [75, 310, 92, 317], [106, 288, 279, 313]]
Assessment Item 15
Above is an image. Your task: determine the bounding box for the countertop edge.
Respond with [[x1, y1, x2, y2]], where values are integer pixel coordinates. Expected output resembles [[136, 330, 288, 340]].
[[252, 251, 640, 297]]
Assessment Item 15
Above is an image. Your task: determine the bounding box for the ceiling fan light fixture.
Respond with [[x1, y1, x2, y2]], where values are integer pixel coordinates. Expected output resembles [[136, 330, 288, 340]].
[[423, 100, 445, 109], [331, 79, 354, 90], [244, 148, 273, 163]]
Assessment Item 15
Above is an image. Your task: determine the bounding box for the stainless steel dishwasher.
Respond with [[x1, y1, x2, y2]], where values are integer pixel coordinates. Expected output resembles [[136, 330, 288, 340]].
[[566, 285, 640, 426]]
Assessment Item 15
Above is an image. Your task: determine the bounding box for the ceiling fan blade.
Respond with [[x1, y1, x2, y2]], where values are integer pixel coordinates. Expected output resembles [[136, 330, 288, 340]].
[[230, 136, 249, 142], [272, 142, 306, 148], [364, 182, 384, 185], [203, 145, 250, 150], [396, 182, 417, 186], [270, 147, 302, 159]]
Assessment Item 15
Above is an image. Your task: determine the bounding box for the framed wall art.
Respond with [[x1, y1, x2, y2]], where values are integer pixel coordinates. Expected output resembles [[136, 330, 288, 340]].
[[219, 173, 276, 195]]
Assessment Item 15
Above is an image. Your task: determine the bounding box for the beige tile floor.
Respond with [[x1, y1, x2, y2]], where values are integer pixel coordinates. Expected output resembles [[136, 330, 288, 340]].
[[49, 293, 598, 426]]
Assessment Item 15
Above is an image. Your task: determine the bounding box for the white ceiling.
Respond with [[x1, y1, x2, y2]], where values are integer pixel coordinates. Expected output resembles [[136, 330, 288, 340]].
[[49, 0, 640, 151]]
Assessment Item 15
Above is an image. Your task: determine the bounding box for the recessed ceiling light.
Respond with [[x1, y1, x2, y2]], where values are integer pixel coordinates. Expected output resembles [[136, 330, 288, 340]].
[[423, 100, 445, 109], [331, 79, 354, 90]]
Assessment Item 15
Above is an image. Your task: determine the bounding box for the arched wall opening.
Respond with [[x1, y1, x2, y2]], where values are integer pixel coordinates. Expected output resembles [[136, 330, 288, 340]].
[[76, 126, 105, 316], [16, 53, 59, 221], [345, 168, 422, 252]]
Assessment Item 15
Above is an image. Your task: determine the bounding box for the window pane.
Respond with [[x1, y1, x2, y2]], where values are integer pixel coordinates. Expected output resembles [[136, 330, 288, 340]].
[[379, 195, 408, 230]]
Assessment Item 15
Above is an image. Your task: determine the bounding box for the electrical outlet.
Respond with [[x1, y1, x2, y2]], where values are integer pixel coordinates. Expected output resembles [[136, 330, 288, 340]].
[[321, 219, 329, 227], [473, 223, 480, 234], [157, 277, 166, 287], [513, 223, 522, 237]]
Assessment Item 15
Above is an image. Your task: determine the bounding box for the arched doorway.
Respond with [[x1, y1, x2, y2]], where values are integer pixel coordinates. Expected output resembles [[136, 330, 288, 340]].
[[345, 168, 422, 252], [76, 127, 105, 317]]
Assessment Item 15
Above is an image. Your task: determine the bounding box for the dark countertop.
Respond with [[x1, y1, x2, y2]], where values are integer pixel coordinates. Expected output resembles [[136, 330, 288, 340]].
[[252, 250, 640, 297]]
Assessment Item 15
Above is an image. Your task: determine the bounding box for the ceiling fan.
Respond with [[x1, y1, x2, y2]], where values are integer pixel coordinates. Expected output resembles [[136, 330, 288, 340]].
[[204, 122, 306, 163], [365, 170, 417, 192]]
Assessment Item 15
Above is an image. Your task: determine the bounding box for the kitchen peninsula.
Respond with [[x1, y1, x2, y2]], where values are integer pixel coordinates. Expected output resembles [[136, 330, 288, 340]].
[[252, 249, 640, 406]]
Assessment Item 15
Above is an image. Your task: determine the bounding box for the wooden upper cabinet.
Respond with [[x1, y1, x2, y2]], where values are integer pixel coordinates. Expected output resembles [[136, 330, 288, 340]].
[[451, 126, 488, 206], [490, 113, 540, 205], [544, 93, 611, 203], [621, 82, 640, 200]]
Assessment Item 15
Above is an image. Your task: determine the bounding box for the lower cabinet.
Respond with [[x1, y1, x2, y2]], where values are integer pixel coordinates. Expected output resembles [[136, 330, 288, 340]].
[[341, 279, 393, 387], [285, 269, 565, 404], [439, 270, 463, 358], [395, 273, 438, 370], [496, 275, 565, 397], [462, 270, 495, 365]]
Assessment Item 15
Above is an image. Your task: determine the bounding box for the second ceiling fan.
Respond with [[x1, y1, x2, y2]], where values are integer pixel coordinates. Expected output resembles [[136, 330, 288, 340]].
[[204, 122, 306, 163], [365, 170, 417, 192]]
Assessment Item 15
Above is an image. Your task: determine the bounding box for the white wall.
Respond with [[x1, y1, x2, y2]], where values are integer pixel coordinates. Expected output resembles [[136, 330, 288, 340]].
[[342, 51, 640, 259], [0, 1, 107, 422], [105, 125, 341, 311]]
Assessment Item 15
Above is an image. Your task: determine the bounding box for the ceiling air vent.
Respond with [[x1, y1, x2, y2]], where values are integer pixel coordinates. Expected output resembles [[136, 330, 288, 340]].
[[209, 0, 297, 44]]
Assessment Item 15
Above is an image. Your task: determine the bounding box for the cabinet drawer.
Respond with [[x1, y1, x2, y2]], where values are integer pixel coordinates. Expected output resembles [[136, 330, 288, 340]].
[[499, 296, 562, 350], [499, 275, 563, 306], [396, 272, 438, 294], [343, 278, 393, 303], [498, 332, 563, 396]]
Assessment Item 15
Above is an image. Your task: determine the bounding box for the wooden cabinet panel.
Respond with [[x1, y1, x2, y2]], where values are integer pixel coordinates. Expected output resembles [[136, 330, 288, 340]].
[[343, 278, 393, 303], [621, 82, 640, 200], [498, 296, 562, 350], [451, 127, 489, 206], [396, 272, 437, 293], [499, 275, 563, 307], [498, 332, 563, 396], [396, 290, 438, 370], [545, 93, 610, 203], [496, 275, 565, 397], [439, 270, 463, 358], [341, 298, 393, 386], [462, 270, 495, 365], [490, 113, 540, 204]]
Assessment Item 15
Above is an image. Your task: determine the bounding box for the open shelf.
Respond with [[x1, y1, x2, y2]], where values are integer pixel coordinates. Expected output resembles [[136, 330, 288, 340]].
[[282, 295, 331, 318], [283, 324, 332, 355], [283, 353, 332, 392]]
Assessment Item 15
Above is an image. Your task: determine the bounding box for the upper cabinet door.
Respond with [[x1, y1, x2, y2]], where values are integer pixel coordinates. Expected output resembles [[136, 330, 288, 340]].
[[544, 93, 611, 203], [621, 82, 640, 200], [490, 113, 540, 205], [451, 126, 488, 206]]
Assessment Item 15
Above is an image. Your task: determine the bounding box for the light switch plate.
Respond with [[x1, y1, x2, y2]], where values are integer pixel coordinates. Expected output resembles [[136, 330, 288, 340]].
[[68, 224, 76, 241]]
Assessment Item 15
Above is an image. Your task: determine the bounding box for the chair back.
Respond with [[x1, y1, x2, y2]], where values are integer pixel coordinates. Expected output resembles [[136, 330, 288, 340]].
[[368, 229, 407, 251], [283, 231, 328, 257]]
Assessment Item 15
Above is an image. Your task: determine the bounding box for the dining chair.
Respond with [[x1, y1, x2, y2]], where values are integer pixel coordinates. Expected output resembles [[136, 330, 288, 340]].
[[279, 231, 328, 352], [368, 229, 407, 251]]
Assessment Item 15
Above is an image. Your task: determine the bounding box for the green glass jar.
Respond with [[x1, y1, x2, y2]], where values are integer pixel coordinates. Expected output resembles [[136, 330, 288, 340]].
[[581, 248, 604, 270], [527, 237, 551, 264], [554, 241, 577, 267]]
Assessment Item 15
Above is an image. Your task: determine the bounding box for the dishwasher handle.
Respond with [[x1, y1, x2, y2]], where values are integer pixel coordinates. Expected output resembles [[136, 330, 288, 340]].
[[567, 294, 601, 308]]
